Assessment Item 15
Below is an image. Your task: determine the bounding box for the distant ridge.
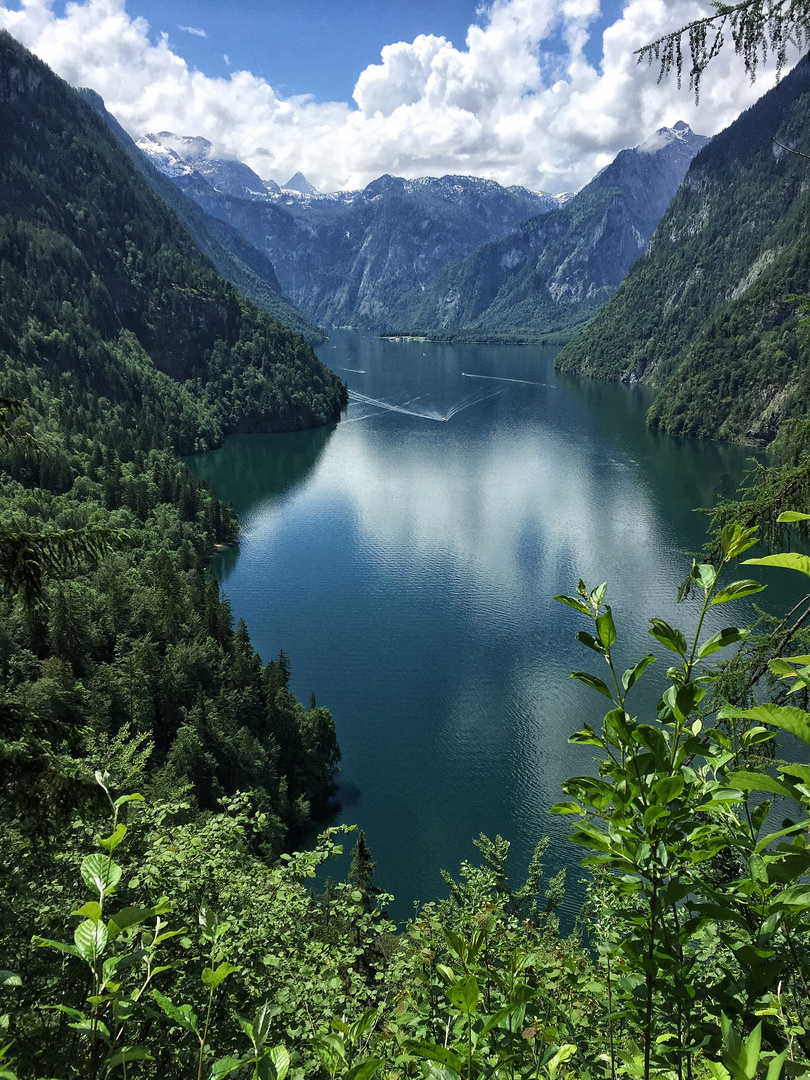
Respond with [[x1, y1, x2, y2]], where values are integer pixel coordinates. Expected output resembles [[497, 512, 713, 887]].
[[394, 122, 709, 341], [556, 57, 810, 446]]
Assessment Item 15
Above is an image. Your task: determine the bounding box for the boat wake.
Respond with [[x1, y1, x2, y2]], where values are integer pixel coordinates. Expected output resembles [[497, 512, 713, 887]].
[[461, 372, 552, 388], [347, 387, 503, 423], [335, 366, 367, 374]]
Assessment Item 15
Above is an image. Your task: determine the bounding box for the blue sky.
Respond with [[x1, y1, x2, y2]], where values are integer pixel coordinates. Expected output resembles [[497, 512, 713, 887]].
[[118, 0, 624, 103], [2, 1, 794, 193]]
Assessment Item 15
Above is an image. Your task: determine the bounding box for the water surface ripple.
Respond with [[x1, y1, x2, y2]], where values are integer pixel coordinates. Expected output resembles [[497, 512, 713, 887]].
[[189, 332, 773, 926]]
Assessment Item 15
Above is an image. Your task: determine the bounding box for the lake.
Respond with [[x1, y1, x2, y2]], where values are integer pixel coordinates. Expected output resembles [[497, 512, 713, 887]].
[[188, 330, 773, 926]]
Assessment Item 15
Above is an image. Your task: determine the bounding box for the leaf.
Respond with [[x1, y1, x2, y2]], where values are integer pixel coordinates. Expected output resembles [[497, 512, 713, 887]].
[[691, 562, 716, 591], [727, 770, 800, 800], [744, 553, 810, 579], [622, 654, 655, 691], [648, 619, 686, 656], [112, 792, 144, 810], [81, 854, 122, 898], [405, 1040, 462, 1072], [202, 962, 238, 989], [74, 920, 108, 964], [575, 630, 606, 655], [32, 935, 81, 959], [570, 671, 613, 699], [346, 1059, 385, 1080], [251, 1001, 275, 1053], [710, 581, 765, 606], [448, 975, 479, 1014], [151, 989, 199, 1035], [0, 973, 20, 989], [269, 1044, 291, 1080], [698, 627, 749, 659], [776, 511, 810, 522], [107, 1046, 154, 1069], [554, 594, 591, 617], [209, 1056, 246, 1079], [772, 883, 810, 912], [596, 606, 616, 648], [720, 523, 759, 560], [98, 824, 127, 854], [549, 801, 582, 814], [718, 703, 810, 747]]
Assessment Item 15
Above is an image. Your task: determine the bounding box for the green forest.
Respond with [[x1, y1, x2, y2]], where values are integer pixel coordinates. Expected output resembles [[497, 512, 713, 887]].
[[4, 8, 810, 1080]]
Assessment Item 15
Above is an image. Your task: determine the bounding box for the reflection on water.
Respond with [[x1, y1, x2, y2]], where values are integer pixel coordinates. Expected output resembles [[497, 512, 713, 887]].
[[188, 331, 783, 926]]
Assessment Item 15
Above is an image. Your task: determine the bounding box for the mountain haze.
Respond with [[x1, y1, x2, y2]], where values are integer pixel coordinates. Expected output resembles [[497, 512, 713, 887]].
[[557, 57, 810, 445], [396, 122, 709, 341], [138, 132, 564, 329]]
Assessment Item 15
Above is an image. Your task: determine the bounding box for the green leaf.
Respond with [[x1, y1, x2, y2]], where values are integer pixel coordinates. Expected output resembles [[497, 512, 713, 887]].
[[151, 989, 200, 1035], [107, 1046, 153, 1069], [405, 1040, 462, 1072], [710, 581, 765, 606], [719, 704, 810, 747], [720, 523, 759, 559], [448, 975, 479, 1014], [0, 973, 20, 989], [649, 619, 686, 656], [268, 1044, 291, 1080], [32, 935, 81, 959], [776, 511, 810, 522], [346, 1058, 385, 1080], [570, 671, 613, 699], [81, 854, 122, 898], [112, 792, 145, 810], [691, 562, 716, 591], [73, 901, 103, 922], [98, 823, 127, 854], [575, 630, 606, 655], [549, 801, 582, 814], [202, 962, 238, 989], [622, 654, 655, 691], [209, 1056, 246, 1079], [698, 627, 749, 658], [74, 919, 108, 964], [554, 594, 591, 617], [727, 770, 800, 800], [744, 553, 810, 579], [773, 884, 810, 911], [596, 606, 616, 648]]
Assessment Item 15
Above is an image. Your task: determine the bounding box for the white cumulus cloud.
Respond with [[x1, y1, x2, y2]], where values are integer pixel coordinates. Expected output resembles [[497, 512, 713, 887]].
[[0, 0, 799, 192]]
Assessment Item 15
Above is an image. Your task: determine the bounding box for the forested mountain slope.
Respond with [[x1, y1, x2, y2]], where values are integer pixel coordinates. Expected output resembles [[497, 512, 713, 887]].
[[0, 29, 345, 844], [393, 123, 708, 341], [556, 56, 810, 444], [79, 91, 327, 347], [139, 133, 562, 330]]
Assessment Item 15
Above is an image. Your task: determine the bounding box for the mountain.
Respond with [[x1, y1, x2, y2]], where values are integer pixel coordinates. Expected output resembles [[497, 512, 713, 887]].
[[394, 122, 709, 341], [556, 58, 810, 446], [137, 131, 564, 328], [83, 103, 325, 345], [283, 171, 318, 194], [0, 30, 346, 449]]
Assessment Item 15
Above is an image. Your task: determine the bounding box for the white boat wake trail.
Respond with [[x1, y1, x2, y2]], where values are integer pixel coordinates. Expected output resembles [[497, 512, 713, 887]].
[[348, 387, 503, 422], [461, 372, 552, 387]]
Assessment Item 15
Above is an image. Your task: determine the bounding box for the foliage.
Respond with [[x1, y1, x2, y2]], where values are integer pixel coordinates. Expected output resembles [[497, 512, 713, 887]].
[[637, 1, 810, 100], [552, 520, 810, 1079], [556, 54, 810, 445]]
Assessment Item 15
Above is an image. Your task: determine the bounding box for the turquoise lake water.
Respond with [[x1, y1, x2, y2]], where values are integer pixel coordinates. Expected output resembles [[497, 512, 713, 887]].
[[188, 331, 781, 925]]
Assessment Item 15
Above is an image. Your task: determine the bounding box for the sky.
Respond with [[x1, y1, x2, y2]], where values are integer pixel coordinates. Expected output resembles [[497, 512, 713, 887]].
[[0, 0, 801, 194]]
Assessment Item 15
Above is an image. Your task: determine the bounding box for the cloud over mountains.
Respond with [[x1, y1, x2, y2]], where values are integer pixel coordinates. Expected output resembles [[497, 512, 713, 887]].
[[0, 0, 798, 192]]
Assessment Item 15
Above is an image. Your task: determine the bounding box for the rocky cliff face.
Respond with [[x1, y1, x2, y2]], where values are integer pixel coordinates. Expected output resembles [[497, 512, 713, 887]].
[[399, 122, 710, 339], [136, 132, 564, 328], [556, 57, 810, 445]]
